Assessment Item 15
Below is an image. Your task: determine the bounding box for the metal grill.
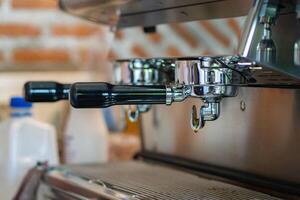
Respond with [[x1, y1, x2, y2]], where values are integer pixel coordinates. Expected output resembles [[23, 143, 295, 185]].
[[63, 161, 281, 200]]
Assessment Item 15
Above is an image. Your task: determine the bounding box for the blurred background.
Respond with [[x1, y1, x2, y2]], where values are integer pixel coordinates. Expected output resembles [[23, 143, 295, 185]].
[[0, 0, 245, 163]]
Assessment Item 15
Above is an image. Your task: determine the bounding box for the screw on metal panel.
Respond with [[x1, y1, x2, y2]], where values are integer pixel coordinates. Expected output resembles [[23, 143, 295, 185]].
[[240, 100, 246, 111]]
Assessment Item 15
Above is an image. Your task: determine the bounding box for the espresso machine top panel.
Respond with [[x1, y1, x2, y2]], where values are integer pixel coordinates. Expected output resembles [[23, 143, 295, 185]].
[[59, 0, 253, 28]]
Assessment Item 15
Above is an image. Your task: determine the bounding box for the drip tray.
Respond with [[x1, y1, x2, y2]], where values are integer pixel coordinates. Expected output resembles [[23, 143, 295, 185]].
[[42, 161, 282, 200]]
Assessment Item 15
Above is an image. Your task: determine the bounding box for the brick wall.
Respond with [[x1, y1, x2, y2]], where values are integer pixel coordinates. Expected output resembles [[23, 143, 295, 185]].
[[0, 0, 112, 71]]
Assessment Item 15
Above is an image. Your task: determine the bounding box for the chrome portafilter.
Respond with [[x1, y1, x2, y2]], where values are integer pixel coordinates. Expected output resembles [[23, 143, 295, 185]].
[[175, 57, 241, 132], [25, 55, 296, 132], [114, 58, 176, 122], [23, 56, 248, 132]]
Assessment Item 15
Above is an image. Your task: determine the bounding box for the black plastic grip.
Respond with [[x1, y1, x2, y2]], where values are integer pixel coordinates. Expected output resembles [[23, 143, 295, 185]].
[[24, 81, 70, 102], [70, 82, 167, 108]]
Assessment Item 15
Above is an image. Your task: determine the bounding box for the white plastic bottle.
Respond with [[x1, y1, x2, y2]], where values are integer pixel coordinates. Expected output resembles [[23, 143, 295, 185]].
[[0, 97, 59, 200], [64, 108, 109, 164]]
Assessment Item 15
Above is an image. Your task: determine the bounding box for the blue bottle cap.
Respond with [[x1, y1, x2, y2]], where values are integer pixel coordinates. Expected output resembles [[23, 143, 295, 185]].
[[10, 97, 32, 108]]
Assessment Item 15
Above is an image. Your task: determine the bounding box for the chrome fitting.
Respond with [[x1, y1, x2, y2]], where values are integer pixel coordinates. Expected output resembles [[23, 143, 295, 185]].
[[191, 100, 220, 133], [166, 85, 190, 105]]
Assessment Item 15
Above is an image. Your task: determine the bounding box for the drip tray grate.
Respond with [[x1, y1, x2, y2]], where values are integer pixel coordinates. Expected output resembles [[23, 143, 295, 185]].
[[63, 161, 281, 200]]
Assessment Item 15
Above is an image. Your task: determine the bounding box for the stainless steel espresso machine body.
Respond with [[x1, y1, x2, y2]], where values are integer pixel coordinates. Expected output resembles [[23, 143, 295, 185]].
[[20, 0, 300, 199]]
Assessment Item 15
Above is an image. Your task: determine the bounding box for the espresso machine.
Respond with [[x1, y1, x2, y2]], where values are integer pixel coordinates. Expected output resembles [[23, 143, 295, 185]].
[[19, 0, 300, 199]]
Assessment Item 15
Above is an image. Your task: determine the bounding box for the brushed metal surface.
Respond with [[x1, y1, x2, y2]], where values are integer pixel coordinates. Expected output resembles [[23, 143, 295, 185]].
[[59, 0, 252, 28], [117, 0, 252, 28], [142, 87, 300, 184]]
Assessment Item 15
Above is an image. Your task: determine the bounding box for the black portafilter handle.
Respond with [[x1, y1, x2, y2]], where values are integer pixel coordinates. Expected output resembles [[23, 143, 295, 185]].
[[24, 81, 167, 108], [70, 82, 167, 108], [24, 81, 70, 102]]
